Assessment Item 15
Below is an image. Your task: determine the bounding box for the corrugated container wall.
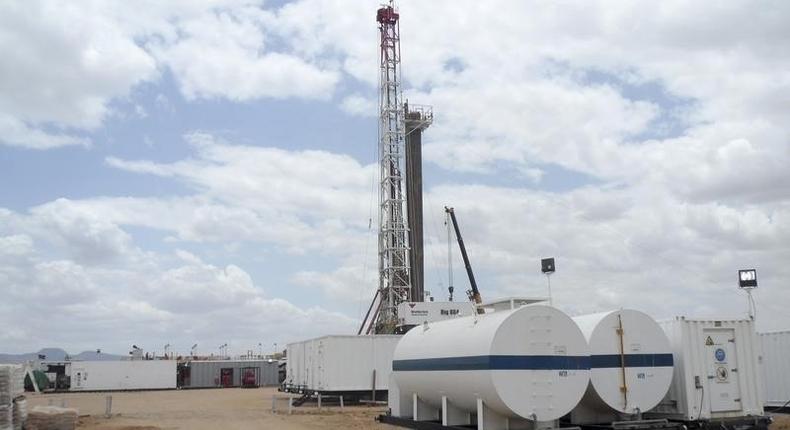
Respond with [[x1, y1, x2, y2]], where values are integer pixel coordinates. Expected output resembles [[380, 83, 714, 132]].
[[185, 360, 278, 388], [760, 331, 790, 407], [285, 335, 401, 393], [652, 318, 763, 421], [70, 361, 176, 391]]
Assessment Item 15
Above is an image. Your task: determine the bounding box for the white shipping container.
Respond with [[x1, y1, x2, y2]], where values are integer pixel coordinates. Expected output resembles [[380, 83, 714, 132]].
[[760, 330, 790, 407], [69, 361, 176, 391], [652, 317, 763, 421], [285, 335, 401, 393]]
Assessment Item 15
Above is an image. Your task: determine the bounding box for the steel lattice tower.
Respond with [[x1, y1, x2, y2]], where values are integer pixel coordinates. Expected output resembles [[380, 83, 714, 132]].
[[374, 1, 410, 334]]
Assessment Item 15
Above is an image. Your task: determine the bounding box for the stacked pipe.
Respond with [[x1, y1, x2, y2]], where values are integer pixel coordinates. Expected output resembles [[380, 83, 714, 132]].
[[27, 406, 78, 430], [0, 365, 24, 430], [389, 304, 674, 429], [11, 397, 25, 430]]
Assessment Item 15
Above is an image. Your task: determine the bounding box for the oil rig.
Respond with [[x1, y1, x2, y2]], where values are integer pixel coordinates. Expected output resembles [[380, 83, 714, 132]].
[[359, 1, 434, 335]]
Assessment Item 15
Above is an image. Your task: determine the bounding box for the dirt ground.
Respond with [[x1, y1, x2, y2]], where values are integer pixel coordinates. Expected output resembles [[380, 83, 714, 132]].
[[26, 388, 397, 430], [25, 389, 790, 430], [771, 414, 790, 430]]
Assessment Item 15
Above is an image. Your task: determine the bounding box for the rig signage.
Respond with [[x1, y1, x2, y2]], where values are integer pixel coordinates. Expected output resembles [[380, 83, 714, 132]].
[[396, 301, 476, 328]]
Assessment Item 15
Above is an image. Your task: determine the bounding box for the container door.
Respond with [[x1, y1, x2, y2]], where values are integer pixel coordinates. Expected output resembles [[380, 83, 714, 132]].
[[705, 329, 741, 412], [73, 367, 85, 389], [220, 368, 234, 387], [305, 342, 312, 390], [317, 340, 325, 390], [241, 367, 258, 387]]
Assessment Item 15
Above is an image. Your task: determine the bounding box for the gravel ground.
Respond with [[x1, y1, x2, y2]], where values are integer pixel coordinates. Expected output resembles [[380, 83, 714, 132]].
[[26, 388, 396, 430], [771, 414, 790, 430], [25, 388, 790, 430]]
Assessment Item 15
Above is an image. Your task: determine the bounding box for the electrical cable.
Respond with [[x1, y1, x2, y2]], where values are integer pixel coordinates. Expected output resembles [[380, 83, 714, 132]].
[[697, 385, 705, 421], [773, 398, 790, 412], [357, 35, 383, 329], [356, 158, 378, 327], [423, 190, 451, 297]]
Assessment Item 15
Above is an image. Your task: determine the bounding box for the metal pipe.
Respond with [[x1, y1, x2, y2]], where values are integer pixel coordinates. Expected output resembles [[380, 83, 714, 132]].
[[405, 110, 425, 303]]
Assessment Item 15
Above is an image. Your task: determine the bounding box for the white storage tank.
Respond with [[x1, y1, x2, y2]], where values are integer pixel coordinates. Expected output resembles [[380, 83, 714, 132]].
[[759, 330, 790, 408], [651, 317, 765, 423], [390, 304, 590, 428], [570, 310, 674, 424]]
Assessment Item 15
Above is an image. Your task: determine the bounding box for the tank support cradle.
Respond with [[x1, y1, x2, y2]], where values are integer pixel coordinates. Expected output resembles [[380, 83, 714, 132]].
[[579, 419, 683, 430], [381, 393, 564, 430]]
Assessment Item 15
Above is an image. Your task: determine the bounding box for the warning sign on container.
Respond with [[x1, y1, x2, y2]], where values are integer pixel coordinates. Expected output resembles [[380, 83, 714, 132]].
[[705, 336, 714, 346]]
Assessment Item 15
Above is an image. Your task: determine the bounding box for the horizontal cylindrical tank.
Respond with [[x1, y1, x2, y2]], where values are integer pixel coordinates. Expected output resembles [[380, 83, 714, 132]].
[[572, 310, 674, 421], [392, 304, 590, 421]]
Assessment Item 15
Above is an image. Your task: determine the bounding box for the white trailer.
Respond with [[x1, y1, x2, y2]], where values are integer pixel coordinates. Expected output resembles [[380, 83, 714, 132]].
[[69, 360, 176, 391], [284, 335, 400, 397], [651, 317, 766, 427], [759, 330, 790, 408]]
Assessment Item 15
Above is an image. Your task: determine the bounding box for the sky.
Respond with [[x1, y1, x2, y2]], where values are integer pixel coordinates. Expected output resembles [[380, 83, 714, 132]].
[[1, 0, 789, 357]]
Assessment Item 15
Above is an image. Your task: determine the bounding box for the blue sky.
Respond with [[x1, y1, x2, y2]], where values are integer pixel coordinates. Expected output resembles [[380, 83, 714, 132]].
[[1, 0, 789, 356]]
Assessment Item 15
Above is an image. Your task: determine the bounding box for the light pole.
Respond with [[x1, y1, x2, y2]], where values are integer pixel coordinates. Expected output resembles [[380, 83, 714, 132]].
[[541, 258, 556, 306], [738, 269, 758, 320]]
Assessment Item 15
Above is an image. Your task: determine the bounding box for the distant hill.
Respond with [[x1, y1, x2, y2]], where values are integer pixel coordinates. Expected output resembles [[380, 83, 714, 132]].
[[0, 348, 125, 364], [71, 350, 125, 361]]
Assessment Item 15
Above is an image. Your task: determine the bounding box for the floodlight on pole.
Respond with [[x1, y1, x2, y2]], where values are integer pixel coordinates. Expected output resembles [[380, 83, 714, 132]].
[[738, 269, 758, 320], [541, 258, 556, 306]]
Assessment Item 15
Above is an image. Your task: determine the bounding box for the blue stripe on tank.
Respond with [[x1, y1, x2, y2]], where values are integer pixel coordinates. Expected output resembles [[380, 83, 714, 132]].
[[392, 355, 590, 371], [392, 353, 673, 372], [589, 353, 674, 368]]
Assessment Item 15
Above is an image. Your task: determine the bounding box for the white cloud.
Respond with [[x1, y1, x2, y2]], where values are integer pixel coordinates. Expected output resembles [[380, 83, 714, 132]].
[[292, 258, 377, 320], [98, 132, 790, 332], [267, 0, 790, 206], [25, 198, 138, 264], [0, 218, 356, 354], [104, 133, 376, 251], [0, 1, 343, 150], [0, 1, 157, 149], [340, 94, 377, 117], [150, 262, 258, 313], [147, 6, 339, 101], [0, 234, 34, 257], [0, 115, 90, 150], [421, 183, 790, 329], [418, 78, 659, 175]]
